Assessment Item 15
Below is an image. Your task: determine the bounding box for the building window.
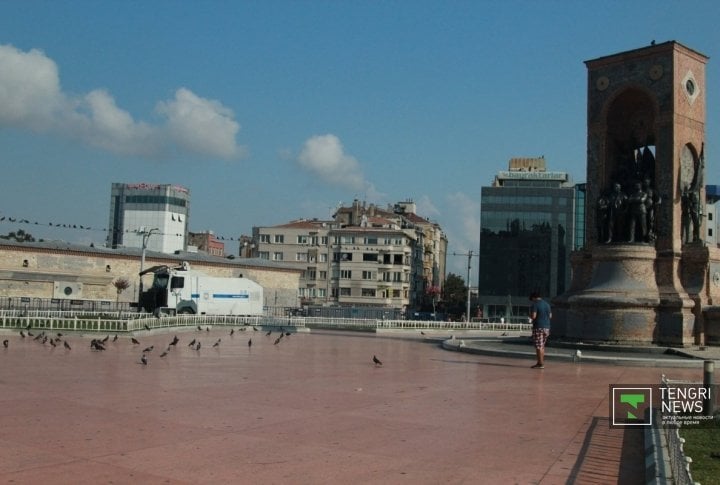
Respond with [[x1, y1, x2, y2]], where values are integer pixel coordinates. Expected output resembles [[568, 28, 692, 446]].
[[363, 253, 378, 262], [307, 269, 316, 280], [317, 288, 326, 297], [392, 289, 401, 298], [296, 253, 308, 262], [362, 271, 374, 280], [273, 252, 283, 261], [321, 236, 328, 245], [709, 228, 714, 237], [340, 287, 351, 296], [362, 288, 376, 297], [259, 251, 269, 260], [340, 270, 352, 279], [274, 235, 284, 243], [260, 234, 270, 243], [341, 236, 355, 244], [365, 237, 378, 245], [320, 254, 328, 262], [393, 272, 402, 282], [319, 271, 327, 279], [297, 235, 308, 244], [331, 288, 338, 298]]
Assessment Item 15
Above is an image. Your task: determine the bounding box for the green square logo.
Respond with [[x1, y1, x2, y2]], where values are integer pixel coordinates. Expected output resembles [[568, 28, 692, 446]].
[[611, 386, 653, 427]]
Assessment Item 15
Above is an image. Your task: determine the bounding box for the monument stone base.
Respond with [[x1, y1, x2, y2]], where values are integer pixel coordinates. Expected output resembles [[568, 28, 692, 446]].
[[553, 245, 696, 346]]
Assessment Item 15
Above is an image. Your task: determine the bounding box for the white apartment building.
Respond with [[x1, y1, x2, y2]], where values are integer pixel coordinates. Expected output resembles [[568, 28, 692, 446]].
[[107, 183, 190, 253], [706, 185, 720, 246], [249, 200, 447, 313]]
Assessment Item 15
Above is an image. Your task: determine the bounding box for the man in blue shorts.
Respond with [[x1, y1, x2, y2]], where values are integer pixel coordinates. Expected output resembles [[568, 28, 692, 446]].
[[529, 291, 551, 369]]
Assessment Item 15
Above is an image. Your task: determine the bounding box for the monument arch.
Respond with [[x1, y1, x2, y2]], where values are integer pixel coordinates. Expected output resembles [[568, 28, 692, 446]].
[[554, 41, 719, 346]]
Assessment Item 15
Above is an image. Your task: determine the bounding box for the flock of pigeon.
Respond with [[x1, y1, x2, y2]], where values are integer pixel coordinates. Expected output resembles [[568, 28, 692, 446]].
[[1, 323, 383, 367], [2, 327, 74, 350]]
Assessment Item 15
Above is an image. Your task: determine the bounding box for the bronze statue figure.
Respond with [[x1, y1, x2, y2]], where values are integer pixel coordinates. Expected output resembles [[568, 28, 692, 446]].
[[627, 182, 648, 243]]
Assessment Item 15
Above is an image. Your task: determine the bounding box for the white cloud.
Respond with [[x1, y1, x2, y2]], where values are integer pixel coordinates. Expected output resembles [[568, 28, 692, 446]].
[[66, 89, 157, 155], [297, 135, 386, 203], [0, 45, 63, 130], [0, 44, 245, 160], [441, 192, 480, 279], [156, 88, 244, 159], [416, 195, 441, 219], [297, 134, 367, 190], [446, 191, 480, 252]]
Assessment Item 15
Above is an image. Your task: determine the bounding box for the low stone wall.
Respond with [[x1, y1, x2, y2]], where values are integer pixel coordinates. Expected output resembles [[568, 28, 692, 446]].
[[0, 242, 301, 309]]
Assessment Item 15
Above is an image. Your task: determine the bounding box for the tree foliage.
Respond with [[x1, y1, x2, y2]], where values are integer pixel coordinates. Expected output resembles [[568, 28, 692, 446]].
[[0, 229, 35, 242], [113, 278, 131, 302], [443, 273, 467, 314]]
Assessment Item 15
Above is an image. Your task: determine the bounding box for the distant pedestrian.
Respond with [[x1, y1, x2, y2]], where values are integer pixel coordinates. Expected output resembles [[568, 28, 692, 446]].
[[529, 291, 551, 369]]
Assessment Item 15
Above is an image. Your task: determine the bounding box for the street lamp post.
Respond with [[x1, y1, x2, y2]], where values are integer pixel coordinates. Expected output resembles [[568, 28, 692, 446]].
[[452, 251, 475, 323], [138, 228, 160, 311]]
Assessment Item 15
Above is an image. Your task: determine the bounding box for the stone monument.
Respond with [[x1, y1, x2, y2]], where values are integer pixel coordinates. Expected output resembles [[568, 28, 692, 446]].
[[553, 41, 720, 346]]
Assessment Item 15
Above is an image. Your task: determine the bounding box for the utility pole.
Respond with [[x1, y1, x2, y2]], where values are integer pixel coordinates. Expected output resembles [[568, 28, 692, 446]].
[[452, 251, 475, 323], [138, 227, 160, 311]]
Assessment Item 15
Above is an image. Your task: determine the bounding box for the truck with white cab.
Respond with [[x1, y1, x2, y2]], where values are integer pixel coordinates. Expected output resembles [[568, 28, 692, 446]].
[[139, 262, 264, 316]]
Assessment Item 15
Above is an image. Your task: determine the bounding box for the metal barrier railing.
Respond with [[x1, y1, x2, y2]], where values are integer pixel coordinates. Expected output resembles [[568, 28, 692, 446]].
[[0, 310, 532, 334], [660, 376, 698, 485]]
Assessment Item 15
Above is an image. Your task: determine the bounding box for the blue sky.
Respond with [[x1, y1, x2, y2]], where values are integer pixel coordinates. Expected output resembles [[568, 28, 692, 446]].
[[1, 0, 719, 278]]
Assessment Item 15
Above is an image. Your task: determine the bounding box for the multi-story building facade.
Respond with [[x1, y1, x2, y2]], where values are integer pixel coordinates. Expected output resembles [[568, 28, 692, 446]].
[[188, 231, 225, 257], [249, 200, 447, 313], [107, 182, 189, 253], [478, 157, 576, 320], [706, 185, 720, 247]]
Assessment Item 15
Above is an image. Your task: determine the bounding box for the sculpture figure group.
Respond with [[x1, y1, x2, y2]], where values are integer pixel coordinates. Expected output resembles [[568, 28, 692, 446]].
[[597, 143, 704, 245], [596, 147, 661, 244]]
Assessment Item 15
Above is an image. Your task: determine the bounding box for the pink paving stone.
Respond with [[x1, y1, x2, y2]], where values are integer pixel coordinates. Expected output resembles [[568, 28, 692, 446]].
[[0, 328, 705, 484]]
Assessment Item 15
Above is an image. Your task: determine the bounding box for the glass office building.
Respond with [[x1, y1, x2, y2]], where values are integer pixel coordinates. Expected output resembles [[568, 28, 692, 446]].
[[478, 159, 577, 320]]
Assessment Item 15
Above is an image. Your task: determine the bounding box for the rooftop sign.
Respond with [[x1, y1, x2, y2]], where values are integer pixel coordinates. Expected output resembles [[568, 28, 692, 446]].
[[497, 171, 568, 181], [125, 183, 189, 194]]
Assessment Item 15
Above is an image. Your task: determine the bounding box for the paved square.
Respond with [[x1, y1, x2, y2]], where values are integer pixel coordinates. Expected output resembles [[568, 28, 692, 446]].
[[0, 328, 703, 484]]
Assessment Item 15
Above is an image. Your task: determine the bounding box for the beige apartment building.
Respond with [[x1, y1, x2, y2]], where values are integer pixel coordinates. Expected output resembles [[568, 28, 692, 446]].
[[249, 200, 447, 314]]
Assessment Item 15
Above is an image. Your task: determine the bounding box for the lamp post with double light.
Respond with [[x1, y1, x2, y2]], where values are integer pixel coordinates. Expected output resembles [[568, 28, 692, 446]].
[[138, 227, 160, 311]]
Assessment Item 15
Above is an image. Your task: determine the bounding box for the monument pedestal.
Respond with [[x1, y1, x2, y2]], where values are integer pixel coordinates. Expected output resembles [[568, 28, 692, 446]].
[[554, 245, 696, 346]]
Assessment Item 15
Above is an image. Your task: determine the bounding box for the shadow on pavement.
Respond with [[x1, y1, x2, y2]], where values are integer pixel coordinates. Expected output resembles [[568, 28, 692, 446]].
[[566, 417, 644, 485]]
